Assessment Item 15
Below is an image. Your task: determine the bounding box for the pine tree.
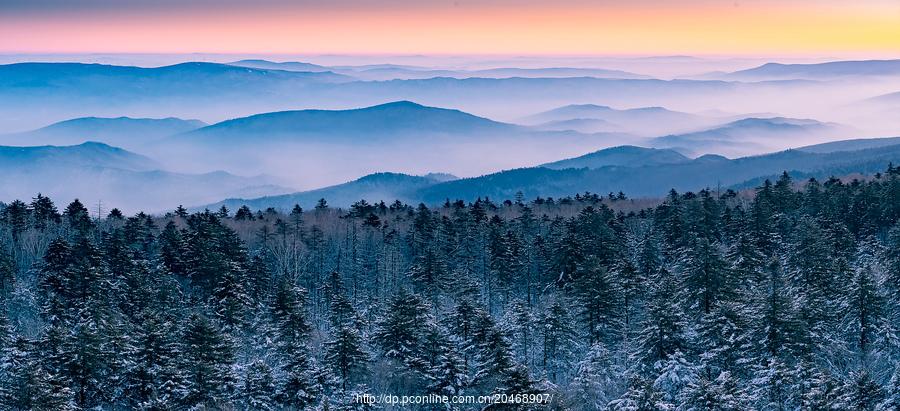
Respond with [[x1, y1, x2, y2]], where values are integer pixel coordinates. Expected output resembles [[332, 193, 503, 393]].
[[843, 369, 882, 411], [500, 299, 536, 366], [125, 314, 185, 408], [569, 343, 623, 411], [372, 290, 432, 383], [0, 244, 14, 296], [324, 325, 369, 392], [843, 263, 888, 363], [270, 281, 321, 408], [241, 360, 276, 411], [677, 236, 728, 315], [30, 193, 61, 230], [540, 300, 579, 384], [212, 260, 252, 330], [749, 358, 797, 411], [572, 257, 623, 347], [234, 205, 254, 221], [608, 375, 666, 411], [181, 313, 236, 408], [63, 199, 93, 232], [2, 199, 30, 240], [472, 318, 517, 391], [635, 267, 686, 369], [428, 342, 469, 396], [680, 370, 744, 411], [880, 363, 900, 411], [0, 336, 74, 410]]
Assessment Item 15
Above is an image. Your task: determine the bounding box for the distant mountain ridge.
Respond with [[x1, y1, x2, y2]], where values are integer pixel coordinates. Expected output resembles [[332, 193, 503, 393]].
[[227, 59, 333, 73], [649, 117, 850, 157], [541, 145, 690, 169], [0, 141, 158, 171], [0, 142, 291, 213], [180, 100, 521, 143], [1, 116, 206, 147], [520, 103, 723, 136], [225, 59, 651, 80], [206, 172, 451, 211], [725, 59, 900, 80], [797, 136, 900, 153], [214, 138, 900, 210]]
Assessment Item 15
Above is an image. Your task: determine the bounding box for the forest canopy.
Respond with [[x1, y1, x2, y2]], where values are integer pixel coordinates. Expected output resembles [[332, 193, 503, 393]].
[[2, 167, 900, 409]]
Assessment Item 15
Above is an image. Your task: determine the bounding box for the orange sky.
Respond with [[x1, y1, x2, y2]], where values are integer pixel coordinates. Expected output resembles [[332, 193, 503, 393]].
[[2, 1, 899, 55]]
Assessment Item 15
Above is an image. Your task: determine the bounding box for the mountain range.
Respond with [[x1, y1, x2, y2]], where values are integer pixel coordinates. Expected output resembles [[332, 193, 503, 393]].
[[152, 101, 630, 187], [0, 117, 206, 148], [520, 104, 726, 136], [178, 100, 520, 144], [722, 59, 900, 80], [206, 139, 900, 211], [227, 59, 650, 81], [1, 60, 821, 133], [0, 142, 290, 213], [648, 117, 852, 157]]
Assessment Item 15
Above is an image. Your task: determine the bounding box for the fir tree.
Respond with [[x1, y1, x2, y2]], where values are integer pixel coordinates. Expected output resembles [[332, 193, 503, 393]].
[[540, 300, 579, 384], [181, 313, 236, 408], [241, 360, 276, 411], [324, 325, 369, 392], [270, 281, 321, 408]]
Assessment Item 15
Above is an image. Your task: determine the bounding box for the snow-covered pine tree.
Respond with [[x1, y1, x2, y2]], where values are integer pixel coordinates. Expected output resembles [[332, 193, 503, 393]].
[[241, 360, 276, 411], [180, 313, 236, 408]]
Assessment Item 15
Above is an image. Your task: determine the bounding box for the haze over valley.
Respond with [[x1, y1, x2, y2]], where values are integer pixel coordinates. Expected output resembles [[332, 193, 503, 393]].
[[1, 55, 899, 212]]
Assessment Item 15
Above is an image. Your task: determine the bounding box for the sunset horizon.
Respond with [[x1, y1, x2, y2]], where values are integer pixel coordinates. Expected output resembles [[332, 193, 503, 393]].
[[2, 0, 899, 55]]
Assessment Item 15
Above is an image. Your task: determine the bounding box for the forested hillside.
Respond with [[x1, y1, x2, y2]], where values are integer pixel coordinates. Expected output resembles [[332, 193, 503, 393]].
[[3, 167, 900, 409]]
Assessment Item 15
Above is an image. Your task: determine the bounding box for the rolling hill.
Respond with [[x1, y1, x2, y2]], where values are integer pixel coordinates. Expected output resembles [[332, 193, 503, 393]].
[[225, 59, 650, 80], [226, 59, 333, 73], [649, 117, 852, 157], [154, 101, 631, 189], [179, 100, 521, 144], [541, 145, 690, 169], [0, 142, 291, 213], [415, 142, 900, 203], [0, 61, 353, 131], [1, 116, 206, 148], [214, 138, 900, 210], [520, 104, 722, 136], [0, 141, 158, 171], [796, 136, 900, 153], [0, 61, 815, 133], [723, 59, 900, 80], [206, 172, 452, 211]]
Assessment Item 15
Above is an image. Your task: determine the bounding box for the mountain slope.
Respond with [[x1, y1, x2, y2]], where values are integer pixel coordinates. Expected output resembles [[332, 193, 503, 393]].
[[725, 59, 900, 80], [221, 139, 900, 210], [520, 104, 720, 136], [796, 136, 900, 153], [346, 67, 652, 81], [226, 59, 332, 73], [0, 61, 353, 131], [541, 145, 690, 169], [207, 172, 449, 211], [415, 143, 900, 203], [1, 117, 206, 147], [154, 101, 631, 190], [0, 63, 795, 132], [649, 117, 851, 157], [0, 141, 159, 171], [180, 100, 520, 143], [0, 142, 290, 212]]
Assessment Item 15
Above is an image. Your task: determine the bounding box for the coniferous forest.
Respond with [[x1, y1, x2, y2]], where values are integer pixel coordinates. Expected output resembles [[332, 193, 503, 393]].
[[4, 168, 900, 410]]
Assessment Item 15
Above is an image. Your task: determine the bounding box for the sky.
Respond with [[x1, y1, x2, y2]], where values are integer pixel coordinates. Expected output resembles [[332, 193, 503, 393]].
[[1, 0, 899, 56]]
